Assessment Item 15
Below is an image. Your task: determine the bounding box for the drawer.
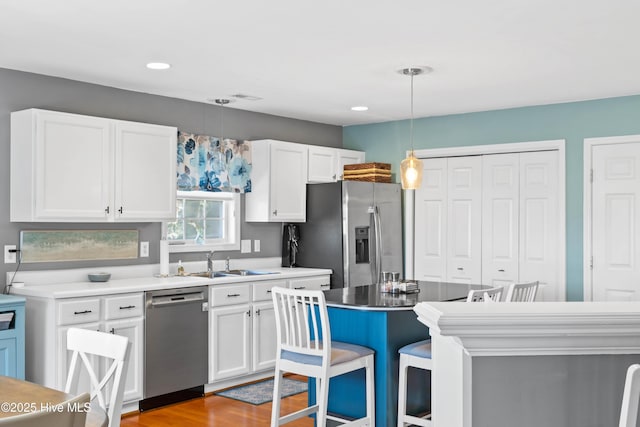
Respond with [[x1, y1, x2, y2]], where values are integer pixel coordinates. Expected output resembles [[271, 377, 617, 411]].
[[104, 293, 144, 320], [288, 275, 331, 291], [57, 298, 101, 325], [253, 280, 287, 302], [210, 284, 251, 307]]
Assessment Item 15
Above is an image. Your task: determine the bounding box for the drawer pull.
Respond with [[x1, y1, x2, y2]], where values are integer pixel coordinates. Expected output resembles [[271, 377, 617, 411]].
[[267, 290, 272, 293], [227, 293, 241, 297], [73, 310, 92, 315], [119, 305, 136, 310], [321, 284, 330, 288], [457, 267, 464, 271], [498, 269, 505, 272], [294, 286, 306, 290]]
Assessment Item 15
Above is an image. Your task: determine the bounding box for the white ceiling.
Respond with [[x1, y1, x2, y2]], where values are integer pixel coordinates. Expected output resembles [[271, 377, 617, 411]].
[[1, 0, 639, 126]]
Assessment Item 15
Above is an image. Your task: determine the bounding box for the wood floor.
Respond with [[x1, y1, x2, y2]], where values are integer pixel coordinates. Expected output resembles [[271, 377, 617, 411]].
[[121, 377, 313, 427]]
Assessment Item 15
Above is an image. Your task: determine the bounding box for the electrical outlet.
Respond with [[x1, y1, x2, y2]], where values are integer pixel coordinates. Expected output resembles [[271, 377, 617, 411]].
[[241, 239, 251, 254], [4, 245, 16, 264], [254, 240, 261, 252], [140, 241, 149, 258]]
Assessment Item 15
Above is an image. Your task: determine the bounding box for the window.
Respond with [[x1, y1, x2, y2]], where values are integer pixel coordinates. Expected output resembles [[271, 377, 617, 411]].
[[163, 191, 240, 253]]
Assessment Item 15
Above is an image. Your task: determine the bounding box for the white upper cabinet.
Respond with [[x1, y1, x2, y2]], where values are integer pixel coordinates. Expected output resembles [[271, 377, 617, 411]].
[[245, 139, 308, 222], [336, 148, 365, 180], [10, 109, 177, 222], [307, 146, 365, 183], [308, 145, 337, 183]]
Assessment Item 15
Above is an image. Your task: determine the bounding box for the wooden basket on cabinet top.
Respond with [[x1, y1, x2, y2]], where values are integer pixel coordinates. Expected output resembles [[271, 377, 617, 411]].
[[343, 162, 392, 183]]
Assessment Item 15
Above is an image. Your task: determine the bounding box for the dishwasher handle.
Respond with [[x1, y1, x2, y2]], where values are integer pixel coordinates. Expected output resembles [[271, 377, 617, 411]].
[[149, 291, 205, 307]]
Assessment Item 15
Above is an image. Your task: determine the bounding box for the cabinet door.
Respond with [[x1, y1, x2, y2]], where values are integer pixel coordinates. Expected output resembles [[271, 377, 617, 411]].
[[105, 317, 143, 402], [308, 146, 337, 183], [446, 157, 482, 284], [415, 158, 448, 281], [209, 304, 251, 382], [482, 153, 520, 287], [336, 149, 365, 180], [57, 322, 102, 392], [252, 301, 277, 372], [114, 121, 177, 221], [269, 141, 308, 222], [0, 337, 17, 378], [35, 111, 112, 221]]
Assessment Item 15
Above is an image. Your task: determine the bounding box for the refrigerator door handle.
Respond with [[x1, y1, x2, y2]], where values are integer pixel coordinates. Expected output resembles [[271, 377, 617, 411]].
[[372, 205, 383, 283], [368, 206, 377, 283]]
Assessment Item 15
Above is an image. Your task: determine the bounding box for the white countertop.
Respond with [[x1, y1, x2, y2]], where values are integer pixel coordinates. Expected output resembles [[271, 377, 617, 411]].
[[9, 264, 331, 299]]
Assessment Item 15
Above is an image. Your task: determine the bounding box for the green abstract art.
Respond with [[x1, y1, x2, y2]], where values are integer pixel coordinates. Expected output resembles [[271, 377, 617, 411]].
[[20, 230, 139, 263]]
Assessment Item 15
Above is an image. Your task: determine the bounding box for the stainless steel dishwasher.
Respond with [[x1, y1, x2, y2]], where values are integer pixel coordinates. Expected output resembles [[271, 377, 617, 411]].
[[140, 286, 208, 411]]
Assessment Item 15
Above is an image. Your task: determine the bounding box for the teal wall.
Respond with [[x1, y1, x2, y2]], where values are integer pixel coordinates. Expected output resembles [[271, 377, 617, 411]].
[[343, 95, 640, 301]]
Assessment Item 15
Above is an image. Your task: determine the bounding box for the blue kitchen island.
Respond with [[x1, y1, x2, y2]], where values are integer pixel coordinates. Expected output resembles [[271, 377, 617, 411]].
[[310, 281, 487, 426]]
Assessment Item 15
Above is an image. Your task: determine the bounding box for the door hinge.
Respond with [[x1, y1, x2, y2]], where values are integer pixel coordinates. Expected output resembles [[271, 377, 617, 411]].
[[590, 256, 593, 269], [590, 169, 593, 183]]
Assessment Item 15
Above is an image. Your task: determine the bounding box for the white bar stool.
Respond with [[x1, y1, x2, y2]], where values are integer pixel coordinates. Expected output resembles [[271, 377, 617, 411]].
[[397, 339, 432, 427]]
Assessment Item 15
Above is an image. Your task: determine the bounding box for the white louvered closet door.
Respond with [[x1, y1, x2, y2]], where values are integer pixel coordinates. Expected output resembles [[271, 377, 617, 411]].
[[482, 153, 520, 288], [414, 158, 448, 282], [446, 156, 482, 284]]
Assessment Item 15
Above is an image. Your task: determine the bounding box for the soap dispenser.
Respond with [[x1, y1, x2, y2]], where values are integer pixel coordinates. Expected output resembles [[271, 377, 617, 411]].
[[177, 260, 185, 276]]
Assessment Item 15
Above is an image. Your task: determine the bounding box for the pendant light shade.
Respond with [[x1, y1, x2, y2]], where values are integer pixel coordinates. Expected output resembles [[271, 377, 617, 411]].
[[400, 151, 423, 190], [399, 67, 426, 190]]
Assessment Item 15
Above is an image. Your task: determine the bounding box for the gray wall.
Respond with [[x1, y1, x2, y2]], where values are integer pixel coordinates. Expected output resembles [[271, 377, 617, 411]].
[[473, 354, 640, 427], [0, 68, 342, 280]]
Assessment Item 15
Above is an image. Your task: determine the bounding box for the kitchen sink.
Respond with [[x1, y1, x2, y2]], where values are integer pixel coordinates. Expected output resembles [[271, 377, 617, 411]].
[[225, 269, 279, 276], [188, 270, 278, 278], [188, 271, 231, 278]]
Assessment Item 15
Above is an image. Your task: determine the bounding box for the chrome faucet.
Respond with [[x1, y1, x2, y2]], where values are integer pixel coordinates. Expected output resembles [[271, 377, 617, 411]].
[[207, 251, 231, 274], [207, 251, 215, 274]]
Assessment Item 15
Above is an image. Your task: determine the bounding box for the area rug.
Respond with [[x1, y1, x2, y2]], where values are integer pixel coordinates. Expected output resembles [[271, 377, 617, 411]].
[[215, 378, 308, 405]]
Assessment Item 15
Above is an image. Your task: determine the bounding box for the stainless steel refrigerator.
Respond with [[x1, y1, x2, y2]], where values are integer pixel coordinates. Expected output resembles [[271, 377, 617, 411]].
[[296, 181, 403, 288]]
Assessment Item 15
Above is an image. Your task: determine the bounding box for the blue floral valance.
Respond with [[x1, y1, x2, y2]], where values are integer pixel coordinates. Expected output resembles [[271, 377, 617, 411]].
[[177, 131, 252, 193]]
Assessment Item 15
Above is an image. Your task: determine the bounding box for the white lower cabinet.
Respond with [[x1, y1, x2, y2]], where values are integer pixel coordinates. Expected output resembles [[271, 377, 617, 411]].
[[24, 293, 144, 405], [209, 279, 288, 383]]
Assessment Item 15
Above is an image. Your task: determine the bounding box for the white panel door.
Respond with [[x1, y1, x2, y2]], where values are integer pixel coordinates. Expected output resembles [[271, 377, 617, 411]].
[[519, 151, 559, 301], [446, 156, 482, 284], [308, 145, 337, 183], [210, 305, 251, 381], [252, 301, 277, 372], [482, 153, 519, 288], [592, 143, 640, 301], [415, 158, 448, 281], [269, 141, 308, 221]]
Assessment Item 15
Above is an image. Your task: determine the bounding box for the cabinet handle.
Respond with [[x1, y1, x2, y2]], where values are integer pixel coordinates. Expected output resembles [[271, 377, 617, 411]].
[[498, 269, 505, 272], [246, 310, 251, 317], [105, 206, 110, 214], [457, 267, 464, 271], [294, 286, 306, 290], [272, 209, 278, 216], [321, 284, 330, 288], [227, 293, 241, 297], [109, 328, 115, 334], [266, 290, 272, 293], [332, 174, 336, 180], [73, 310, 92, 315], [119, 305, 136, 310], [118, 206, 123, 214], [255, 308, 261, 316]]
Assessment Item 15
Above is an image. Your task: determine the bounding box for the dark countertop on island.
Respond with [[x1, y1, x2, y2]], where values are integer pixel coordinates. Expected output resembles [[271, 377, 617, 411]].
[[323, 281, 489, 310]]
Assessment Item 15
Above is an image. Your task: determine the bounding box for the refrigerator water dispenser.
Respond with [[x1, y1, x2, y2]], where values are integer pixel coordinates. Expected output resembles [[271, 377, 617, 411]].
[[355, 226, 370, 264]]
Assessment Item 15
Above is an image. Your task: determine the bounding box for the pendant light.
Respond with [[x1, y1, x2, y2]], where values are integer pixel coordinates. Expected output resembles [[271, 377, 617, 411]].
[[400, 67, 424, 190]]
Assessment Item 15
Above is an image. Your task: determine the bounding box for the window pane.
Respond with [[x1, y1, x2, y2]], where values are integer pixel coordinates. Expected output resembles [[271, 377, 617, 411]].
[[205, 219, 223, 239], [176, 200, 185, 219], [185, 219, 205, 243], [184, 199, 204, 219], [167, 219, 185, 240], [205, 200, 223, 218]]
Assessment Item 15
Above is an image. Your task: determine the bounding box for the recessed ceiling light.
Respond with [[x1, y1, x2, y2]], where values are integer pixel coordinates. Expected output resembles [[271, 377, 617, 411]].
[[146, 62, 171, 70], [351, 106, 369, 112]]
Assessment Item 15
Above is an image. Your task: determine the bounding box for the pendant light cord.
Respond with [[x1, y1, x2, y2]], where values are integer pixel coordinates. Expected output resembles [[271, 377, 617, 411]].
[[410, 71, 414, 155]]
